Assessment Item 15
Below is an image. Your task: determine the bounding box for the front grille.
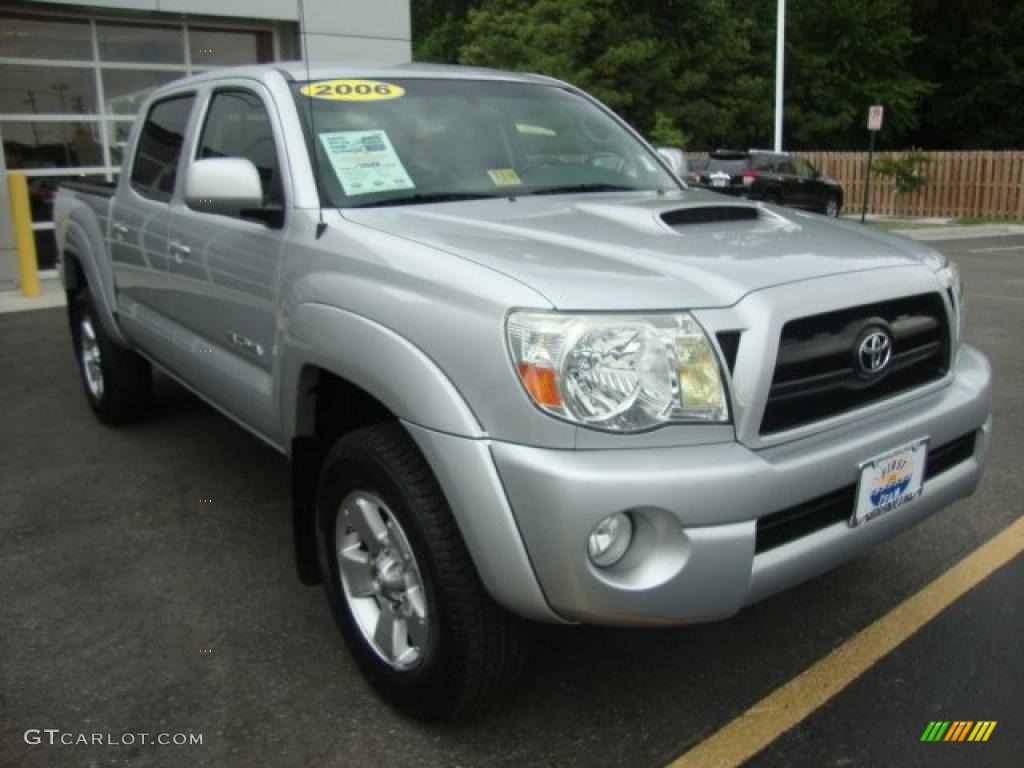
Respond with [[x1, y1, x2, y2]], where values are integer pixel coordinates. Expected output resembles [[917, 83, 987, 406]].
[[754, 431, 977, 554], [925, 431, 977, 479], [760, 293, 951, 434]]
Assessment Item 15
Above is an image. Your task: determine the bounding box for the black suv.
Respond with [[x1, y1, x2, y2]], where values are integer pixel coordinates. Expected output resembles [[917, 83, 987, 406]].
[[692, 150, 843, 217]]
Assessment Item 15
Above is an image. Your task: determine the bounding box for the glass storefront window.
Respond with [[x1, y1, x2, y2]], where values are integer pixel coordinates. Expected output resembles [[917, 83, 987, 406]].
[[189, 28, 274, 67], [33, 228, 58, 270], [0, 11, 281, 272], [103, 70, 184, 115], [0, 14, 93, 60], [0, 65, 98, 114], [97, 22, 184, 64], [2, 121, 105, 169], [107, 120, 134, 166]]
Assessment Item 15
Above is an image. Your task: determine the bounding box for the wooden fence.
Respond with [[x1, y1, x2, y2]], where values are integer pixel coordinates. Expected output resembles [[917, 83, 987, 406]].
[[689, 150, 1024, 219]]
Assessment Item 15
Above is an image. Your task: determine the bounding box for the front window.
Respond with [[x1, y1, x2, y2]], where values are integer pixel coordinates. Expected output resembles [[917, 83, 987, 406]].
[[291, 78, 678, 207]]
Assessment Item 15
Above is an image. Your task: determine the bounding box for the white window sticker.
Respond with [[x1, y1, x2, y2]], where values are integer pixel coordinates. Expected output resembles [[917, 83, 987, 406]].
[[318, 130, 414, 197]]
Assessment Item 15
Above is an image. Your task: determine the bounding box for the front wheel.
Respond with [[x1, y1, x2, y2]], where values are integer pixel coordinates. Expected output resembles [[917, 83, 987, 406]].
[[315, 423, 529, 718], [825, 195, 841, 217]]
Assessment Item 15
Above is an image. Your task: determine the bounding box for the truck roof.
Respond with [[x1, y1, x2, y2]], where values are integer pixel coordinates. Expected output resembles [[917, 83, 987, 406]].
[[152, 61, 563, 92]]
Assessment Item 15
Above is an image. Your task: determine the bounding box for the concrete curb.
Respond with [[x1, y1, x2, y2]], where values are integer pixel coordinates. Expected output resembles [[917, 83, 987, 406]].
[[892, 224, 1024, 242], [0, 278, 65, 314]]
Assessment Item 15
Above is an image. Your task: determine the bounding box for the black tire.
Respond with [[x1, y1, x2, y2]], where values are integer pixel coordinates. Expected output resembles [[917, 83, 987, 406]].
[[824, 195, 841, 217], [315, 422, 529, 719], [70, 292, 152, 424], [763, 191, 783, 206]]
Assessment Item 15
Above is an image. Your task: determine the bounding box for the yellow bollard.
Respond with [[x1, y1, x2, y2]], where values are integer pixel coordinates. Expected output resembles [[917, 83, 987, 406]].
[[7, 172, 40, 297]]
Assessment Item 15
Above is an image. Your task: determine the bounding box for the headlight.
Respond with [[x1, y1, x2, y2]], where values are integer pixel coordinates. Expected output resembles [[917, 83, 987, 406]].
[[507, 311, 729, 431]]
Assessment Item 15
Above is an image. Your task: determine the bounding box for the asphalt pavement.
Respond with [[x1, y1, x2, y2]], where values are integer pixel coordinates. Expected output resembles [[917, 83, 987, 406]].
[[1, 235, 1021, 768]]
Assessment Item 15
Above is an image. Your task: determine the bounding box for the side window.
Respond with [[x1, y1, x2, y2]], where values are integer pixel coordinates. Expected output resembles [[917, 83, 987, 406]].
[[793, 158, 816, 178], [196, 89, 283, 207], [775, 158, 796, 175], [130, 94, 195, 202]]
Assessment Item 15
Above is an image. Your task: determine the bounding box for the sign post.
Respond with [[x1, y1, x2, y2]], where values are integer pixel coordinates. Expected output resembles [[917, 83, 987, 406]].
[[861, 104, 884, 223]]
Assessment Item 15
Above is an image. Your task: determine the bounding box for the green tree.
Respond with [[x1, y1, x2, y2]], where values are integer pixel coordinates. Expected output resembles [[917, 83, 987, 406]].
[[909, 0, 1024, 149], [413, 0, 481, 63], [459, 0, 668, 119], [783, 0, 932, 149], [458, 0, 770, 150], [416, 0, 955, 152], [873, 148, 932, 214]]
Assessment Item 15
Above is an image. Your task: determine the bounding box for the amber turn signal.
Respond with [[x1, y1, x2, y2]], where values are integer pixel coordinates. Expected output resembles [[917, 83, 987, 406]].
[[516, 362, 562, 407]]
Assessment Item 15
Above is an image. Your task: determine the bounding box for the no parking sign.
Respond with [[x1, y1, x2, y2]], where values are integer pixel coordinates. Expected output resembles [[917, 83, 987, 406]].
[[868, 105, 884, 131]]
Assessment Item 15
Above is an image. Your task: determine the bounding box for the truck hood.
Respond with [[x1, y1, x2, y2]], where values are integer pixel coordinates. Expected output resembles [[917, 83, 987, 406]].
[[341, 189, 943, 310]]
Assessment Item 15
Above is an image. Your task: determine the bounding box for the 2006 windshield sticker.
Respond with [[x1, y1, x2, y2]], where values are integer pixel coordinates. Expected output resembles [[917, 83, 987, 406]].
[[301, 80, 405, 101]]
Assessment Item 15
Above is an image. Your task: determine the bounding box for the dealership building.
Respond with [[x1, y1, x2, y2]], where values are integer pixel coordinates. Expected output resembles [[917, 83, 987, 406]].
[[0, 0, 412, 288]]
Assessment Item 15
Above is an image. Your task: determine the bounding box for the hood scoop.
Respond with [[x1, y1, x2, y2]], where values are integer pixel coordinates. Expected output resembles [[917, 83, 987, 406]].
[[661, 205, 760, 230]]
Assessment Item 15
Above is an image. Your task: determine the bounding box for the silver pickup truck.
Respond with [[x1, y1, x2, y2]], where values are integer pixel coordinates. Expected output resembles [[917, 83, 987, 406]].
[[55, 62, 991, 718]]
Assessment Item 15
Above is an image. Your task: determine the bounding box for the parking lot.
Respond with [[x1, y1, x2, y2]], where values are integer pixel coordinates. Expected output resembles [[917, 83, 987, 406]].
[[1, 235, 1021, 768]]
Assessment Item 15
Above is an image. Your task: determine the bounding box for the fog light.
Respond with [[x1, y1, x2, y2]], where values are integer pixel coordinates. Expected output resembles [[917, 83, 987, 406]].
[[587, 512, 633, 568]]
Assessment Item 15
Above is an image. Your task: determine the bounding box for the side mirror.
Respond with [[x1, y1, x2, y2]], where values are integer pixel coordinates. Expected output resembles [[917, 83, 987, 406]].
[[185, 157, 263, 216], [656, 147, 687, 177]]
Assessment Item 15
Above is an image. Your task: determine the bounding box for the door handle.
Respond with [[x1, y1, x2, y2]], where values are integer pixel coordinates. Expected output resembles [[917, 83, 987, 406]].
[[169, 240, 192, 263], [111, 220, 129, 236]]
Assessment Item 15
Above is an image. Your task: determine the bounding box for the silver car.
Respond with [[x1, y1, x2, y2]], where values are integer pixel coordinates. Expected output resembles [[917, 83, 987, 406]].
[[55, 63, 991, 718]]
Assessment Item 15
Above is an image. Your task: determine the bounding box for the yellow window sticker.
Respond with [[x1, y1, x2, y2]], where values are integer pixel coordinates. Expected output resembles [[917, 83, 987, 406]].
[[487, 169, 522, 186], [301, 80, 405, 101]]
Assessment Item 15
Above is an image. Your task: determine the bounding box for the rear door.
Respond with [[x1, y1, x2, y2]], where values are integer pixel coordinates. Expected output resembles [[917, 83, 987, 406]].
[[772, 156, 805, 207], [164, 82, 289, 441], [792, 157, 828, 211], [110, 93, 196, 346]]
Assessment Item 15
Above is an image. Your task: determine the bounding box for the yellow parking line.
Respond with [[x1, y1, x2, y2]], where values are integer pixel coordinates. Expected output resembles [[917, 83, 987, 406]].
[[667, 516, 1024, 768], [967, 292, 1024, 303]]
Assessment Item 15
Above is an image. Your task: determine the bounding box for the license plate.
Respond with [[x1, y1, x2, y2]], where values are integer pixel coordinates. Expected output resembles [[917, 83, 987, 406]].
[[852, 438, 929, 526], [711, 178, 727, 188]]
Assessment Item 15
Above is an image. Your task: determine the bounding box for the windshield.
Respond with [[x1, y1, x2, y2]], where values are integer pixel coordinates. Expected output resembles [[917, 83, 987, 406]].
[[706, 158, 750, 174], [290, 78, 679, 207]]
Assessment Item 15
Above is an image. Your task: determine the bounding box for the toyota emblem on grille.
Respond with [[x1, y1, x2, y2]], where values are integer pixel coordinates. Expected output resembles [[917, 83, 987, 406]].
[[857, 328, 893, 375]]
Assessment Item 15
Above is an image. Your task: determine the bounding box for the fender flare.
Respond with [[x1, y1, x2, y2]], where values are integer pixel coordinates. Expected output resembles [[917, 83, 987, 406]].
[[281, 303, 560, 621], [280, 302, 484, 446], [61, 214, 127, 346]]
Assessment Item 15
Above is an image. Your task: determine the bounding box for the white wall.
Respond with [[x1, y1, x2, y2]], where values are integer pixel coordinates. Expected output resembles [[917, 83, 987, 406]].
[[27, 0, 412, 62], [303, 35, 412, 64], [28, 0, 412, 42]]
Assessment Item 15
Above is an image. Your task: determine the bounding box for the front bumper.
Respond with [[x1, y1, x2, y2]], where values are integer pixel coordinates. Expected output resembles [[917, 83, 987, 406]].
[[485, 345, 991, 625]]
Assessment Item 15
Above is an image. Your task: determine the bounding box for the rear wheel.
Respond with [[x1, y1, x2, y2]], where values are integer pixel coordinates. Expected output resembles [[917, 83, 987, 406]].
[[763, 192, 783, 206], [315, 422, 529, 719], [70, 292, 152, 424], [825, 195, 841, 217]]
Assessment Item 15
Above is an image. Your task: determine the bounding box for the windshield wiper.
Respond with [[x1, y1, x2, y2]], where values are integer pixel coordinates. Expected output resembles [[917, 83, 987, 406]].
[[346, 192, 507, 208], [526, 183, 643, 196]]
